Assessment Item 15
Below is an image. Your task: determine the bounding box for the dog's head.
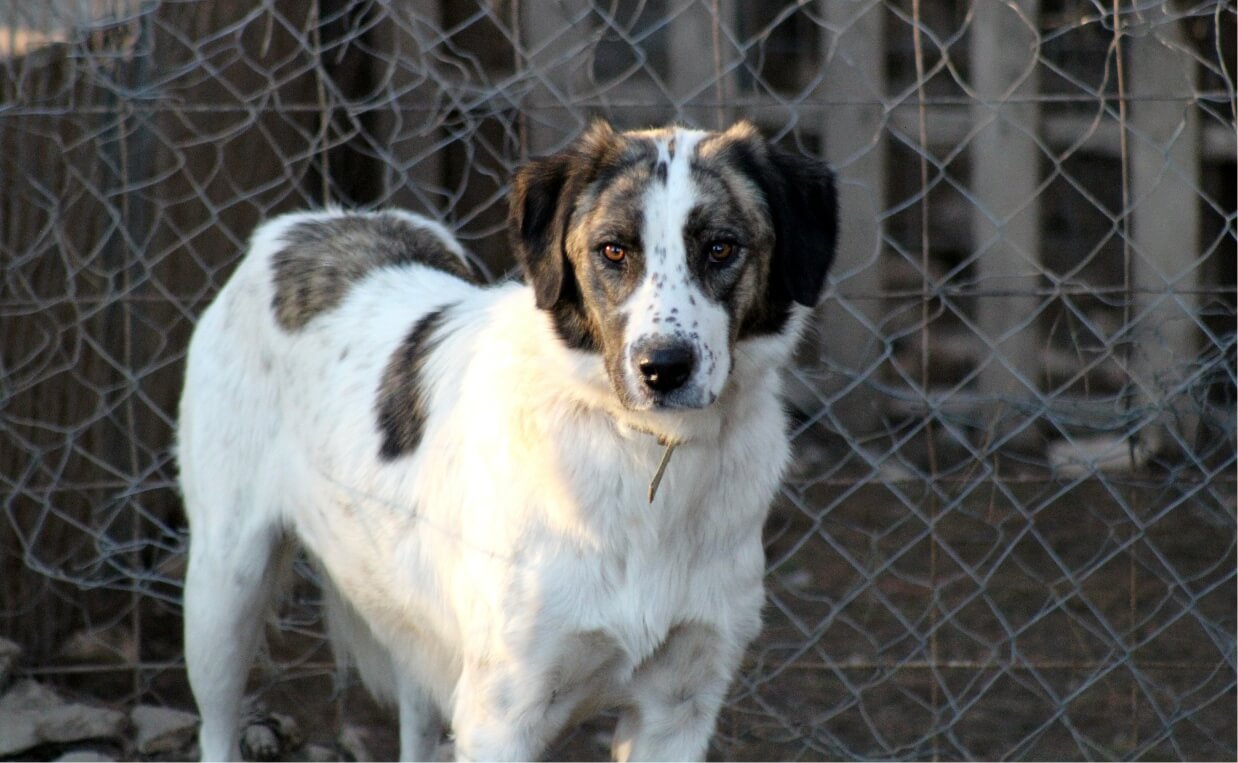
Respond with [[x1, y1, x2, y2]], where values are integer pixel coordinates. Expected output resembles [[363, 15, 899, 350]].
[[509, 121, 837, 412]]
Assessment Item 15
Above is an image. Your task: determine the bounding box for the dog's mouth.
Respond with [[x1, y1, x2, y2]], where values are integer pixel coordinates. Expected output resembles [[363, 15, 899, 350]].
[[617, 382, 718, 413], [649, 389, 716, 410]]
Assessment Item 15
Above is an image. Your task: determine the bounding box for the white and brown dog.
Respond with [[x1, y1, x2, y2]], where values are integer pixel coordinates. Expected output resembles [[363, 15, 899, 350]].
[[178, 121, 836, 761]]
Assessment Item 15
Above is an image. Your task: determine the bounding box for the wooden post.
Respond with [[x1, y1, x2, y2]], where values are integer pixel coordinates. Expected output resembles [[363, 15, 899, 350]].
[[805, 0, 887, 435], [358, 1, 446, 214], [518, 0, 592, 155], [1126, 12, 1201, 459], [969, 0, 1042, 449], [666, 0, 738, 129]]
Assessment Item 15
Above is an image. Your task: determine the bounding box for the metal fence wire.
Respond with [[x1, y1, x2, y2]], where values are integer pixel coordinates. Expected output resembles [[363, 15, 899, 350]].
[[1, 0, 1235, 760]]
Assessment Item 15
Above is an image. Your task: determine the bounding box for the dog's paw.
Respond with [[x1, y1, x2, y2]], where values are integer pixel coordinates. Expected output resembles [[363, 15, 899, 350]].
[[241, 722, 280, 761], [239, 706, 302, 761]]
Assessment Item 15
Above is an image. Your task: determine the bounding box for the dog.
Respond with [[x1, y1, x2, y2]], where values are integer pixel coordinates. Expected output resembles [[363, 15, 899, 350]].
[[178, 120, 836, 761]]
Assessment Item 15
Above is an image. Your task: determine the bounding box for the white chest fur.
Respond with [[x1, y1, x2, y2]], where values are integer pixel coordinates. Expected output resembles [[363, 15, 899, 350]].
[[277, 287, 790, 727]]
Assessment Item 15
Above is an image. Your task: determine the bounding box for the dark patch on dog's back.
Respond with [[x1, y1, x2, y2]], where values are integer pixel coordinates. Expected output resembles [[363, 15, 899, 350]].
[[376, 304, 456, 461], [272, 213, 478, 332]]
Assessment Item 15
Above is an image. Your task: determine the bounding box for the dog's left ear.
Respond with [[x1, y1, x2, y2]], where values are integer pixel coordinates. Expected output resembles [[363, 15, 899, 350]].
[[762, 143, 838, 307], [720, 123, 838, 308]]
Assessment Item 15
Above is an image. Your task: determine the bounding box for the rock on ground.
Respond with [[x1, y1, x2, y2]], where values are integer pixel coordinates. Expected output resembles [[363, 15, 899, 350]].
[[0, 637, 19, 690], [57, 625, 137, 665], [0, 703, 127, 757], [54, 751, 118, 762], [131, 704, 200, 756], [0, 678, 62, 712], [299, 743, 338, 762]]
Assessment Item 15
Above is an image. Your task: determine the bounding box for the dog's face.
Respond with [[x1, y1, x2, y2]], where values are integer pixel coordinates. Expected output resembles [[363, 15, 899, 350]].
[[510, 122, 837, 411]]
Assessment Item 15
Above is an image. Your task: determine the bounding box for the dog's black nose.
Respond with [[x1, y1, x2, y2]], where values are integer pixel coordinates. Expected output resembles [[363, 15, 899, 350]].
[[637, 345, 695, 393]]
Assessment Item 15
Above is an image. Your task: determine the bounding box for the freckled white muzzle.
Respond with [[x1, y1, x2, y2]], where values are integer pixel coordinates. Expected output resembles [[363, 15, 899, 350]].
[[619, 271, 732, 411]]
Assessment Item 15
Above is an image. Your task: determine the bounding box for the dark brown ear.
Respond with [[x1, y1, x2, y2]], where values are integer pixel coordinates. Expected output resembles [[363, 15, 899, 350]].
[[508, 121, 618, 311], [762, 144, 838, 307], [718, 124, 838, 311], [509, 152, 574, 310]]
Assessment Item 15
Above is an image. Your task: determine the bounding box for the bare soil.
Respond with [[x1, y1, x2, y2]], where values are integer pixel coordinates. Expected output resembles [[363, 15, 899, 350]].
[[22, 473, 1237, 761]]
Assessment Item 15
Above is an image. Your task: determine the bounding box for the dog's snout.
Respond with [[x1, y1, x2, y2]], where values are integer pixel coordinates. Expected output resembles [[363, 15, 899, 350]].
[[637, 344, 695, 393]]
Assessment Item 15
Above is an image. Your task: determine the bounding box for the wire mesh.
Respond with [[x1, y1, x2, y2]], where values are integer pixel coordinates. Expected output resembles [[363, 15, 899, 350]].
[[1, 0, 1234, 759]]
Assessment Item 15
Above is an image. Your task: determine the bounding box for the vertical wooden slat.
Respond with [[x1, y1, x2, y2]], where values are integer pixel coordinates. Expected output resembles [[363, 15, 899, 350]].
[[969, 0, 1042, 447], [666, 0, 737, 129], [368, 0, 445, 214], [518, 0, 591, 155], [1127, 13, 1201, 457], [808, 0, 887, 435]]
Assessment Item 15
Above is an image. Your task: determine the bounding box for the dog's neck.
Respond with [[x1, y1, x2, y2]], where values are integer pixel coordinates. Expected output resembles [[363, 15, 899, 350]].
[[493, 283, 799, 473]]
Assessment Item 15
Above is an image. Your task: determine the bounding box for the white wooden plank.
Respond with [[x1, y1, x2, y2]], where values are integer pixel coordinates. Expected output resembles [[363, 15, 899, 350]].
[[666, 0, 737, 129], [372, 1, 444, 213], [1126, 12, 1202, 457], [969, 0, 1043, 448], [518, 0, 592, 154], [800, 0, 887, 435]]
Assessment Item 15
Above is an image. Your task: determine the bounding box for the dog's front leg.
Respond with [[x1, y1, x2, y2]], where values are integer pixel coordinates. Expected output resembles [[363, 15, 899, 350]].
[[611, 623, 742, 762], [449, 660, 561, 762], [398, 673, 445, 762]]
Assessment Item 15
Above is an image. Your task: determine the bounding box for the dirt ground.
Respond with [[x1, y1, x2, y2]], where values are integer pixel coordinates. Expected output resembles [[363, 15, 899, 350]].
[[19, 469, 1237, 761]]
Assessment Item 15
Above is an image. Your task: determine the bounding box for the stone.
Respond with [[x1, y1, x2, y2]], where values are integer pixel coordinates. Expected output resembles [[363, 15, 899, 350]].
[[0, 678, 64, 712], [0, 637, 19, 690], [300, 742, 338, 762], [0, 702, 127, 757], [131, 704, 199, 755], [54, 751, 117, 762], [58, 625, 137, 664]]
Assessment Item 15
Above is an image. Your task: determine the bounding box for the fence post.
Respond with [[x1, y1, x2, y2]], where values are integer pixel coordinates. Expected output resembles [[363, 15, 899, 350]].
[[666, 0, 737, 129], [810, 0, 886, 436], [371, 0, 445, 213], [1126, 11, 1201, 458], [969, 0, 1043, 449], [518, 0, 592, 155]]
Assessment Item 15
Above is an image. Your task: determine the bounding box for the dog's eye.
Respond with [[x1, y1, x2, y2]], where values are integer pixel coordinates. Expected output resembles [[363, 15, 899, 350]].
[[706, 241, 735, 263], [600, 243, 627, 263]]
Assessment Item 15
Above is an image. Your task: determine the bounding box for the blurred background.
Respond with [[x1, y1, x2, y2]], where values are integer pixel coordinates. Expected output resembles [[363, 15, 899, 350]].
[[1, 0, 1234, 759]]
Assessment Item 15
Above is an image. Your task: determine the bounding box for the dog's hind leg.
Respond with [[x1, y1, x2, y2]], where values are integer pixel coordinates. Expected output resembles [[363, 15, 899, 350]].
[[321, 577, 444, 761], [184, 517, 287, 762]]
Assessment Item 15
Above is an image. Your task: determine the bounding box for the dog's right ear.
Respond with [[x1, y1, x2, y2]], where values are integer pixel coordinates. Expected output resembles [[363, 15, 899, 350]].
[[509, 153, 575, 310], [509, 121, 617, 310]]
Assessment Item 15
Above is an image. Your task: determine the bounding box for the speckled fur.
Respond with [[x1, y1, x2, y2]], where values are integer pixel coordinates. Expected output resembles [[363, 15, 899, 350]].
[[271, 210, 478, 332]]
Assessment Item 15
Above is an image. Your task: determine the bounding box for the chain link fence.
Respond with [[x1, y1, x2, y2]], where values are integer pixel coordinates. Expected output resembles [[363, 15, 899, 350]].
[[2, 0, 1235, 759]]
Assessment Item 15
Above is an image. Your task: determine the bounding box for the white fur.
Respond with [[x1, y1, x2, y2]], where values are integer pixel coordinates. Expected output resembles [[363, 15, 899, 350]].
[[179, 205, 806, 761]]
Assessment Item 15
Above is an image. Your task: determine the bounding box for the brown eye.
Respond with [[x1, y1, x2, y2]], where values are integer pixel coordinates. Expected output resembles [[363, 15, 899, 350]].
[[601, 243, 627, 263], [706, 241, 735, 263]]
